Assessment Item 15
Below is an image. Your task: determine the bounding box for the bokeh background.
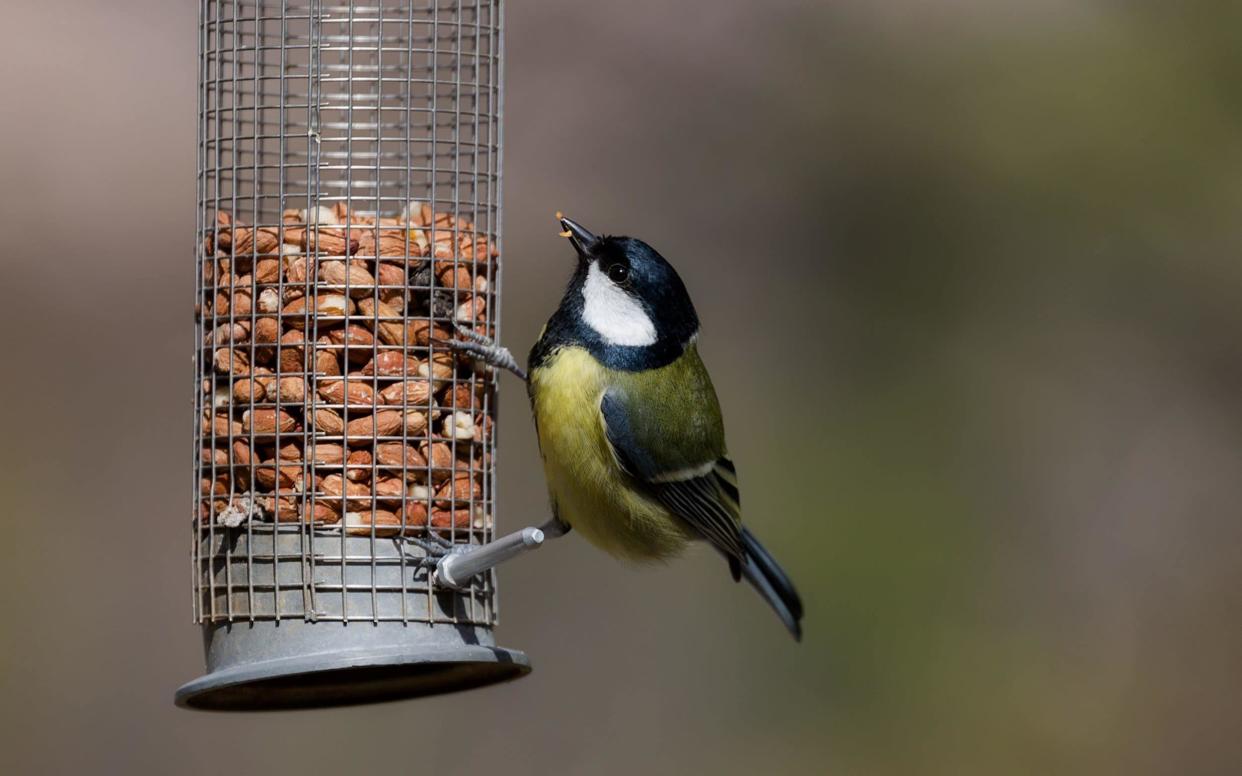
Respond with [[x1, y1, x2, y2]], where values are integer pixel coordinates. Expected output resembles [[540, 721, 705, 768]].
[[3, 1, 1241, 774]]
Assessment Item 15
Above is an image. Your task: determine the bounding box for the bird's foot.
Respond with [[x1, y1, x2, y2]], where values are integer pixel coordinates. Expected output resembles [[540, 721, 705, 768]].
[[441, 324, 527, 381], [399, 533, 456, 569]]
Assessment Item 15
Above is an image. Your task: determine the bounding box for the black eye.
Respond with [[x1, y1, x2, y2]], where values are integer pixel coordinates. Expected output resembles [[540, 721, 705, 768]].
[[607, 263, 629, 283]]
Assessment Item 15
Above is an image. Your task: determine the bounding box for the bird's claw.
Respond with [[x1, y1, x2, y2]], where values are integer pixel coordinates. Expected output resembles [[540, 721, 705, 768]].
[[452, 323, 493, 346], [399, 534, 455, 568], [443, 325, 528, 381]]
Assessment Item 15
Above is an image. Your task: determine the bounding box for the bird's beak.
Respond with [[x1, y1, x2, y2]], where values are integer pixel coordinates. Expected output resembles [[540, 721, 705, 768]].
[[557, 214, 598, 262]]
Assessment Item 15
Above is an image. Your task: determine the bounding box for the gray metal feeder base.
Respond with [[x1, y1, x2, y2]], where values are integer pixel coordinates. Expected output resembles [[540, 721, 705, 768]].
[[176, 619, 530, 711]]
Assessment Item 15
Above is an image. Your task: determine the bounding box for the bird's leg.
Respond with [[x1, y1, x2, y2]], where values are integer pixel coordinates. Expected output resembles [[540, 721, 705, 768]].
[[539, 516, 572, 538], [442, 324, 527, 382]]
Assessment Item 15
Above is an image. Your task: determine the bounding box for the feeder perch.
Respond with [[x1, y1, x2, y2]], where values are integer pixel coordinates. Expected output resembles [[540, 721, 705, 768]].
[[177, 0, 536, 711]]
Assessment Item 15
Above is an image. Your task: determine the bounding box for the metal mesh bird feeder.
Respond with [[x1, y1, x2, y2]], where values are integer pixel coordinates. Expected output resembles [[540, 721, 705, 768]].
[[177, 0, 532, 710]]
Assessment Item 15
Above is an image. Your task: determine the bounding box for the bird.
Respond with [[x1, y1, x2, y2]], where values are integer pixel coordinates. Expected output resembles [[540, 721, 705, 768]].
[[447, 215, 803, 640]]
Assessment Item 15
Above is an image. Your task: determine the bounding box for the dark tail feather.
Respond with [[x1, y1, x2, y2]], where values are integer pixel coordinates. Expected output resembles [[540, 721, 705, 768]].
[[741, 527, 802, 619], [737, 526, 803, 641]]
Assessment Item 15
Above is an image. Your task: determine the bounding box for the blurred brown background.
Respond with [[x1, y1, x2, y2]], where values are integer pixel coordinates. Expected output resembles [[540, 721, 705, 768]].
[[3, 1, 1241, 774]]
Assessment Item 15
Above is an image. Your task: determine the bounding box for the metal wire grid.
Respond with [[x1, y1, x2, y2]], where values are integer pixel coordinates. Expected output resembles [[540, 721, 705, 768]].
[[193, 1, 503, 626]]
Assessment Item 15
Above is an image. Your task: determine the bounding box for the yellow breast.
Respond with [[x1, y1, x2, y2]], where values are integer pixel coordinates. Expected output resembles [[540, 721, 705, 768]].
[[528, 346, 691, 561]]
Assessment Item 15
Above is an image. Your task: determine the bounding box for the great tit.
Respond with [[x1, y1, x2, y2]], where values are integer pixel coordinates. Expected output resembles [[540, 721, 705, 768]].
[[449, 216, 803, 640], [447, 216, 804, 635]]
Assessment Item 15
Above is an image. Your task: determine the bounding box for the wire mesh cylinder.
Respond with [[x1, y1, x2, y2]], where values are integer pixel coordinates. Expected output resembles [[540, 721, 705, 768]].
[[177, 0, 528, 711]]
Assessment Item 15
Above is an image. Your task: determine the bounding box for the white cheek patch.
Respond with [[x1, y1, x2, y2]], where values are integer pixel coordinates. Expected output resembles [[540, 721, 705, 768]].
[[581, 264, 657, 347]]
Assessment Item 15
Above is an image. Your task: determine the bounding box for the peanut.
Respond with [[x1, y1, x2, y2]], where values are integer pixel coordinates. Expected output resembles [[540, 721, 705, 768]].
[[198, 205, 496, 541]]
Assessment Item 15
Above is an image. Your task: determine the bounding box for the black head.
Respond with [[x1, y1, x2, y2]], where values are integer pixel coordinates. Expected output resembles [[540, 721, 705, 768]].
[[533, 216, 700, 371]]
